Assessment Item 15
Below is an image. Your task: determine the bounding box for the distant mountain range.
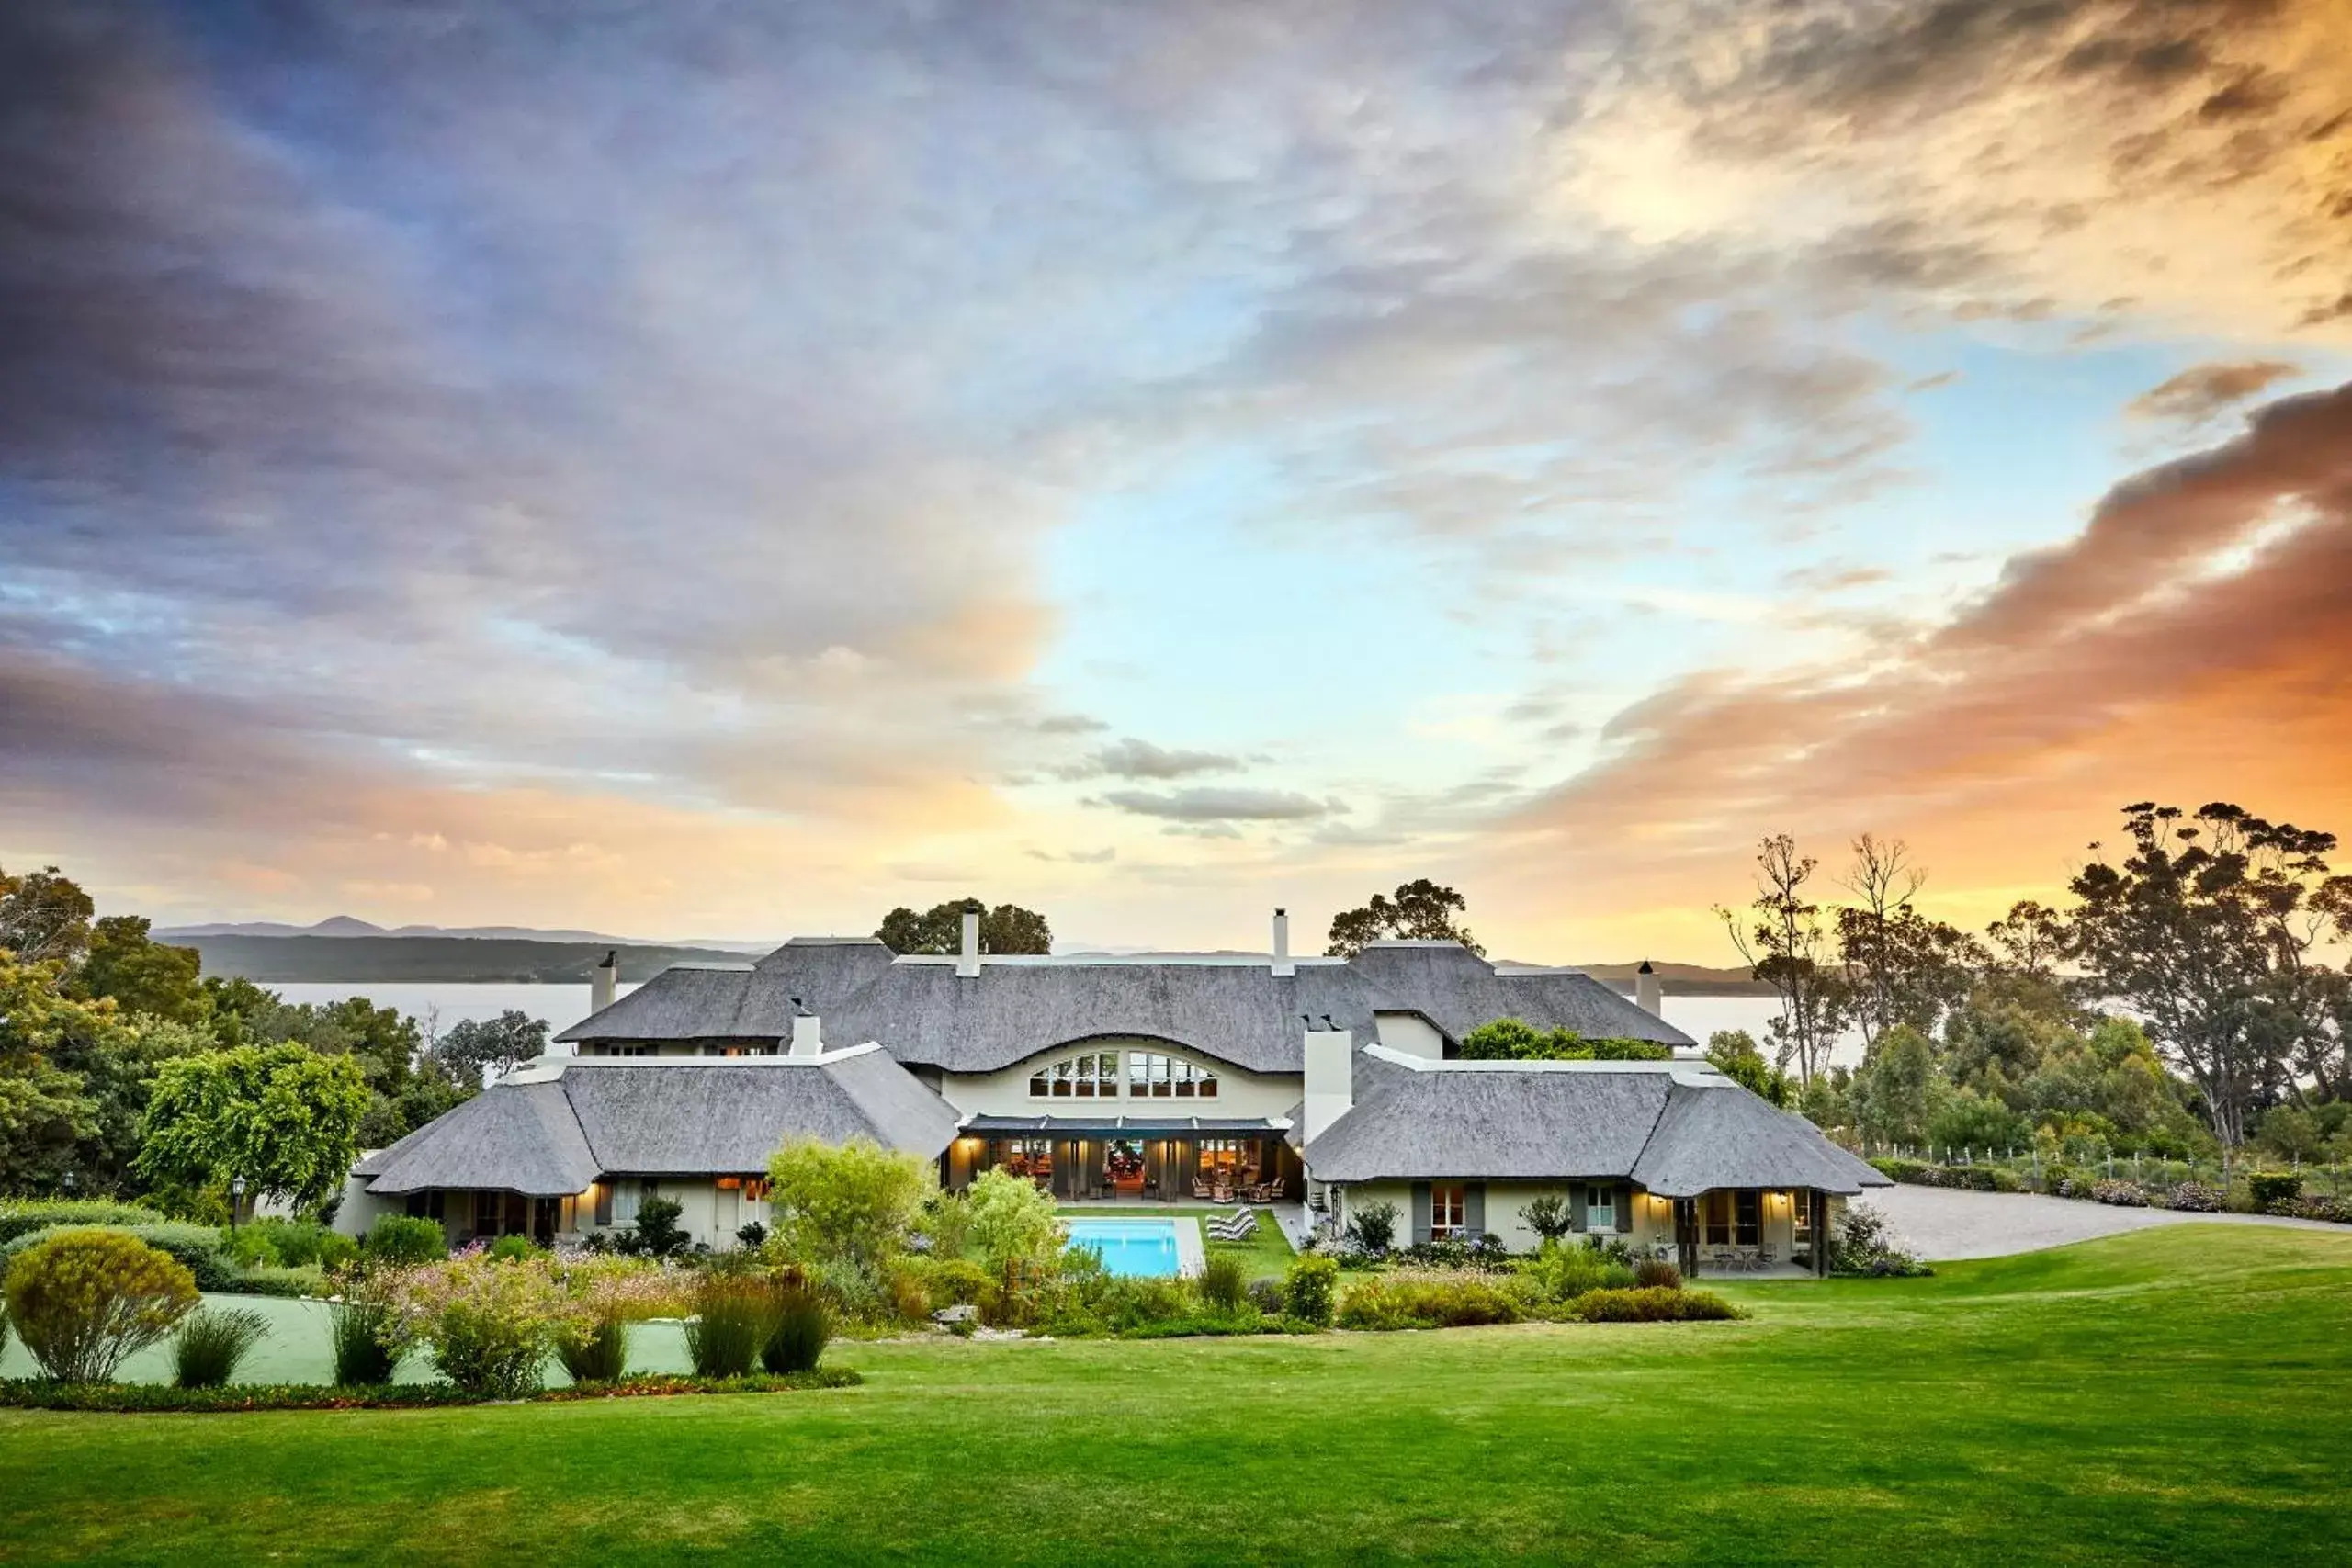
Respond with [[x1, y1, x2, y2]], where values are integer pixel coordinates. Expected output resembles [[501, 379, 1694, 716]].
[[156, 919, 1771, 993], [158, 918, 773, 952]]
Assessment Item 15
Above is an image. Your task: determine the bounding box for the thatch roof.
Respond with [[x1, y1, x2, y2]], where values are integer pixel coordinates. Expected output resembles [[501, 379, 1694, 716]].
[[356, 1046, 959, 1196], [559, 937, 1692, 1075], [1631, 1081, 1891, 1197], [1304, 1045, 1889, 1193]]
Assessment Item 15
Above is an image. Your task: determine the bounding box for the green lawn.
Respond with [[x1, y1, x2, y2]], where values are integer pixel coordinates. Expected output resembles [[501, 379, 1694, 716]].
[[4, 1225, 2350, 1564], [1060, 1203, 1297, 1280]]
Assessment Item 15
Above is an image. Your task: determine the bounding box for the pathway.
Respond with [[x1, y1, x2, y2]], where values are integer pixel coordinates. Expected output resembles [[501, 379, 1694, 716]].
[[1867, 1184, 2348, 1260]]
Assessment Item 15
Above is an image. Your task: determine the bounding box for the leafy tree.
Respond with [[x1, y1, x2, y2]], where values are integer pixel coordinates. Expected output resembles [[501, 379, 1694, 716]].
[[1797, 1066, 1854, 1134], [1835, 835, 1984, 1046], [963, 1167, 1063, 1272], [1850, 1025, 1941, 1148], [193, 976, 282, 1047], [48, 1016, 213, 1196], [875, 898, 1053, 955], [135, 1044, 370, 1215], [1927, 1089, 2030, 1154], [1984, 899, 2068, 986], [432, 1010, 549, 1087], [0, 954, 104, 1192], [2067, 801, 2341, 1145], [765, 1135, 933, 1282], [0, 865, 96, 967], [235, 994, 459, 1146], [1324, 879, 1482, 957], [1459, 1018, 1669, 1061], [1715, 835, 1849, 1086], [69, 917, 205, 1024], [1704, 1030, 1789, 1105]]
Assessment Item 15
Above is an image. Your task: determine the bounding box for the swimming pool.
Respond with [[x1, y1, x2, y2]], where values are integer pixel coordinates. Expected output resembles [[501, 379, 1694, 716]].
[[1065, 1217, 1183, 1278]]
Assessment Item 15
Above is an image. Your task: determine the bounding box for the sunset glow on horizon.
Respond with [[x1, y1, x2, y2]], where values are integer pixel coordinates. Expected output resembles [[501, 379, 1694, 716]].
[[4, 1, 2348, 961]]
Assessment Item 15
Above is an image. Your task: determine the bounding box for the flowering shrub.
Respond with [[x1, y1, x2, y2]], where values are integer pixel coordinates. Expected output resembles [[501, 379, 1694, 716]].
[[1514, 1239, 1634, 1305], [1283, 1255, 1340, 1326], [2165, 1181, 2222, 1213], [383, 1254, 593, 1397], [1827, 1202, 1930, 1278], [1345, 1201, 1399, 1255], [548, 1256, 687, 1383], [2090, 1179, 2149, 1207], [2266, 1195, 2352, 1224], [4, 1229, 200, 1383]]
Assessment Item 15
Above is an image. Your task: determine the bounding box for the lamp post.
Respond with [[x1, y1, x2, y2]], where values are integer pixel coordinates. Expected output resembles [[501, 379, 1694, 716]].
[[231, 1174, 247, 1233]]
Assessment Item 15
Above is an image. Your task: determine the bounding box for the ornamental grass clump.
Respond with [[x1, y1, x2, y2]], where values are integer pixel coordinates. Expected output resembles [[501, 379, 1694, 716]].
[[327, 1279, 408, 1387], [4, 1229, 200, 1383], [763, 1282, 831, 1374], [553, 1257, 684, 1384], [171, 1306, 271, 1388], [1195, 1255, 1249, 1316], [684, 1271, 776, 1379]]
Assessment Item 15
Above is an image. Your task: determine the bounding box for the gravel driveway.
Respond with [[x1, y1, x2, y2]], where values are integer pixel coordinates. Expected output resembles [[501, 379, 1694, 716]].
[[1864, 1183, 2349, 1260]]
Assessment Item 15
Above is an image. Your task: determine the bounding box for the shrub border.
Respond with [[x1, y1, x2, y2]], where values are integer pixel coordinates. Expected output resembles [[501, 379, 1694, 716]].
[[0, 1369, 860, 1415]]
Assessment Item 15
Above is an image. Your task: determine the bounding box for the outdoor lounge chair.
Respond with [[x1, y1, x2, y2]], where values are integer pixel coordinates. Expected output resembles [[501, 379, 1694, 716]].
[[1210, 1210, 1257, 1240]]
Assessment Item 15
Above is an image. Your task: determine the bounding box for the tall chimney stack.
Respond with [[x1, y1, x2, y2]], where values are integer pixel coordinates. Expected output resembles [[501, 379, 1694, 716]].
[[1271, 908, 1294, 977], [789, 1000, 822, 1057], [1635, 959, 1663, 1018], [591, 950, 618, 1014], [956, 908, 982, 979], [1302, 1022, 1354, 1143]]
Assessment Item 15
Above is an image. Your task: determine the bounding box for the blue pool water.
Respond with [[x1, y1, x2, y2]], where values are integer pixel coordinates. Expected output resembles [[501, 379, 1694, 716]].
[[1065, 1218, 1182, 1278]]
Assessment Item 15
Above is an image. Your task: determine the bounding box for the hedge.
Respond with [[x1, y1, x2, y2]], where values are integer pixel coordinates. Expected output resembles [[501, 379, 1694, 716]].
[[2, 1223, 236, 1292], [0, 1369, 862, 1414], [0, 1202, 169, 1247], [1566, 1287, 1743, 1323], [1866, 1158, 2022, 1193]]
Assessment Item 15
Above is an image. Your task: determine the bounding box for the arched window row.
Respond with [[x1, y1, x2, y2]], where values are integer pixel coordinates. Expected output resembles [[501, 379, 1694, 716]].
[[1028, 1048, 1220, 1100]]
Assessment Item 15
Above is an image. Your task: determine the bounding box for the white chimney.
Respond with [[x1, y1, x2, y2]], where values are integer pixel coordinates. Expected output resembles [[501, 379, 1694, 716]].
[[1635, 960, 1663, 1018], [591, 950, 618, 1014], [1271, 908, 1294, 977], [790, 1006, 822, 1057], [956, 909, 981, 978], [1303, 1024, 1353, 1143]]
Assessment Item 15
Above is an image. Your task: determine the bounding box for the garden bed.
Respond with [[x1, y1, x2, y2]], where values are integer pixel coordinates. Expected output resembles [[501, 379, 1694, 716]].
[[0, 1368, 859, 1415]]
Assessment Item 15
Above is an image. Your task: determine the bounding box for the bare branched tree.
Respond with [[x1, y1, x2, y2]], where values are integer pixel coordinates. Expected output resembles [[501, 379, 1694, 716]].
[[1715, 835, 1848, 1087]]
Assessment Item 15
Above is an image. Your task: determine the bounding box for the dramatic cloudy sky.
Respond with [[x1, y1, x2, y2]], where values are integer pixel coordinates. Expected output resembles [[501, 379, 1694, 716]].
[[4, 0, 2348, 957]]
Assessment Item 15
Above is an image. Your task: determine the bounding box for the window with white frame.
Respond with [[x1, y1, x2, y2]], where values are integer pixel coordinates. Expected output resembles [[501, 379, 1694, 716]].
[[1029, 1051, 1120, 1098], [1584, 1183, 1615, 1232], [1430, 1183, 1466, 1239], [1127, 1052, 1218, 1099]]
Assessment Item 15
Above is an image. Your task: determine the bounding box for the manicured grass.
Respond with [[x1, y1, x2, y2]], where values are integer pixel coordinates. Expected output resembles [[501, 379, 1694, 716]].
[[4, 1226, 2349, 1564], [1058, 1203, 1298, 1280]]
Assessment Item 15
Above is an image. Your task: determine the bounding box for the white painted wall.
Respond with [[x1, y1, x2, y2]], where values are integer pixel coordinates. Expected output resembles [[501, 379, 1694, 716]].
[[939, 1036, 1303, 1120], [1371, 1012, 1445, 1059]]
